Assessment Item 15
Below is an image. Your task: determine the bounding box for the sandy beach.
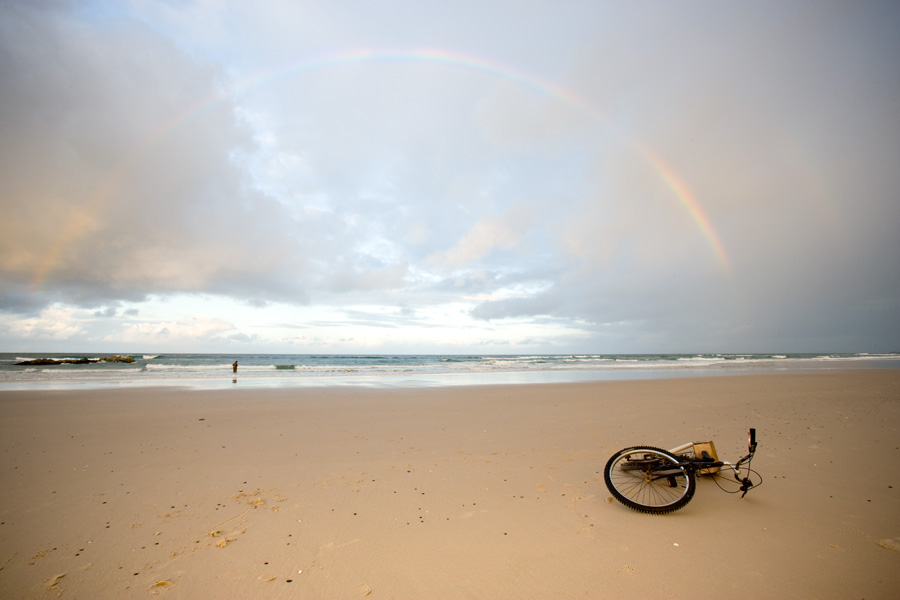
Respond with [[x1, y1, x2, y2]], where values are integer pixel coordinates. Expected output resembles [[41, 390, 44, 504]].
[[1, 370, 899, 599]]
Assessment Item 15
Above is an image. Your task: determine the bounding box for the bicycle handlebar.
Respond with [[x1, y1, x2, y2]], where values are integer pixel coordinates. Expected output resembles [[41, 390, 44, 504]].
[[738, 428, 758, 496]]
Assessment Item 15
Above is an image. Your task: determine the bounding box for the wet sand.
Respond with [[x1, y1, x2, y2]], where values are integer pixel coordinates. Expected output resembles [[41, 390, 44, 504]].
[[1, 370, 899, 599]]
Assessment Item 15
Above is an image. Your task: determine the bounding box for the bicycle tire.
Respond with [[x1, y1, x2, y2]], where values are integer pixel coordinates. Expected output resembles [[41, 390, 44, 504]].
[[604, 446, 695, 514]]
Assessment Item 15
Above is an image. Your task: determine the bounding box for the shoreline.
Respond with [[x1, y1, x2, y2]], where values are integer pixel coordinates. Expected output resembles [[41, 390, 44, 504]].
[[2, 356, 898, 392], [2, 370, 899, 599]]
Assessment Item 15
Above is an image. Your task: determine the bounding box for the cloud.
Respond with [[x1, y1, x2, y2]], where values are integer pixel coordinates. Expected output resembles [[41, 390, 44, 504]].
[[2, 305, 86, 342], [470, 291, 561, 321], [228, 332, 257, 343], [104, 314, 237, 345], [433, 205, 535, 270], [1, 3, 331, 309], [1, 1, 899, 352]]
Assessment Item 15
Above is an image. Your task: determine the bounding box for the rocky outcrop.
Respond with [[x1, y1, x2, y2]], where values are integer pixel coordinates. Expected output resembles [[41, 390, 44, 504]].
[[15, 358, 92, 365], [101, 355, 136, 363], [16, 356, 136, 366]]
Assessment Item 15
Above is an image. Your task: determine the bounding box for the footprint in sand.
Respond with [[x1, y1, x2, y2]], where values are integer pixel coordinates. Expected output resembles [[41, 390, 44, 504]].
[[877, 537, 900, 551], [208, 528, 244, 548], [43, 573, 66, 591], [150, 580, 174, 590]]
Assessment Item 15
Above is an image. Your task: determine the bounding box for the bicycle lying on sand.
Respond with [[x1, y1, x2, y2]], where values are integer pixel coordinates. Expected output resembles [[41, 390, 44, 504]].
[[604, 428, 761, 514]]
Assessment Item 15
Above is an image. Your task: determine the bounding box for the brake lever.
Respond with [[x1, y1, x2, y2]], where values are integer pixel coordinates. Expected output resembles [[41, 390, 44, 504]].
[[740, 478, 753, 498]]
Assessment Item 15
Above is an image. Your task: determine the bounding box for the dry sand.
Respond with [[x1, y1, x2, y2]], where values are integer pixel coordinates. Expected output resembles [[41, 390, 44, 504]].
[[1, 370, 899, 599]]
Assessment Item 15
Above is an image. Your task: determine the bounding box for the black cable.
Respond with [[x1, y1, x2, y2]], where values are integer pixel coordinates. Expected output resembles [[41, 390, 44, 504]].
[[709, 466, 763, 494]]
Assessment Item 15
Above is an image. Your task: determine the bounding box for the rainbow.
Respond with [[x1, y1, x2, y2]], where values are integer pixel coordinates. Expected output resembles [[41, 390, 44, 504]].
[[29, 172, 128, 292], [640, 146, 732, 272], [225, 48, 603, 119], [30, 47, 731, 290]]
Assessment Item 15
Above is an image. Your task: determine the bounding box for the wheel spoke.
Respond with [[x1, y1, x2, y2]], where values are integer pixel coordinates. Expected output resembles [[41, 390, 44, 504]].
[[604, 447, 694, 513]]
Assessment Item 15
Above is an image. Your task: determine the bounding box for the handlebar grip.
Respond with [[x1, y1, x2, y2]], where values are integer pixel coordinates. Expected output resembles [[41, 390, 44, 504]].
[[750, 428, 756, 445]]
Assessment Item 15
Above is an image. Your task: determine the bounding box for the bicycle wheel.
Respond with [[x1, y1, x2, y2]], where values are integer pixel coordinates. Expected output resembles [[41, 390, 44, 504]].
[[604, 446, 695, 514]]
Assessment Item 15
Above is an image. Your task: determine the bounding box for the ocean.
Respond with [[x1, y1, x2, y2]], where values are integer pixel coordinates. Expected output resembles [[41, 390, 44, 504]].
[[1, 352, 898, 390]]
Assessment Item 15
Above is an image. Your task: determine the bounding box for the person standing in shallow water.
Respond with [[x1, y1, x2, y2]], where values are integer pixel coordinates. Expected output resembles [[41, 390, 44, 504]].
[[232, 360, 238, 373]]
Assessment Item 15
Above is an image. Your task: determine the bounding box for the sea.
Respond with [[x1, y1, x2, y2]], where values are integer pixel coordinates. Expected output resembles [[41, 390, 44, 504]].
[[1, 352, 898, 391]]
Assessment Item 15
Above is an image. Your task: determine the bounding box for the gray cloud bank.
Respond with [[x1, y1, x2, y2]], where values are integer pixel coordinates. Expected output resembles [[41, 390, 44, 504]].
[[1, 1, 899, 351]]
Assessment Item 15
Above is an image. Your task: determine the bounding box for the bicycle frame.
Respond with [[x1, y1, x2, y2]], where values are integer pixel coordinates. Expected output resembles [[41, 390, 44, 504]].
[[668, 428, 757, 494]]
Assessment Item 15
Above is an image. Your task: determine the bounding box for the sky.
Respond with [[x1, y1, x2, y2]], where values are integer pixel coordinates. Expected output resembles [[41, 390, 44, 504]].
[[1, 0, 899, 354]]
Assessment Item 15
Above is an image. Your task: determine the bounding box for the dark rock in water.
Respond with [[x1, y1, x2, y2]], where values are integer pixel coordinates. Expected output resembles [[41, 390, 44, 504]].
[[101, 355, 136, 363], [15, 355, 135, 366], [16, 357, 95, 366], [15, 358, 54, 366]]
